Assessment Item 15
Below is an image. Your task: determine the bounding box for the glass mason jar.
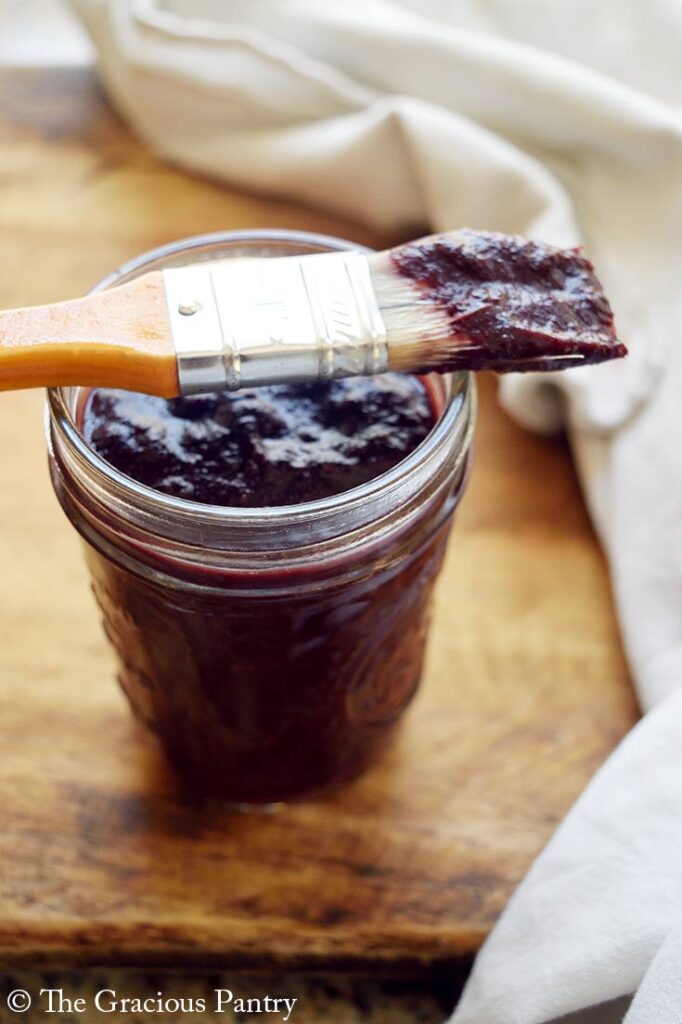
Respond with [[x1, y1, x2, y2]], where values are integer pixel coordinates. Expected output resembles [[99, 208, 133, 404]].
[[46, 230, 476, 804]]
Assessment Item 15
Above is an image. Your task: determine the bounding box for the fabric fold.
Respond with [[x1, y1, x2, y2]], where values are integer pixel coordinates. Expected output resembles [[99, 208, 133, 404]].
[[451, 686, 682, 1023]]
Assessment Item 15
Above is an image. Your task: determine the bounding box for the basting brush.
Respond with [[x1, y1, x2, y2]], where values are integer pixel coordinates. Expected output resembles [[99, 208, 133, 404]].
[[0, 230, 626, 398]]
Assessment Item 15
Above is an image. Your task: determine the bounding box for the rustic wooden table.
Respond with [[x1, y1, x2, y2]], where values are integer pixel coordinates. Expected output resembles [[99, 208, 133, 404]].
[[0, 63, 637, 1018]]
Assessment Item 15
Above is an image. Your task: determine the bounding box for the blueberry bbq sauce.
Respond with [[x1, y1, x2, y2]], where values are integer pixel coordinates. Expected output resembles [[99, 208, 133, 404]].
[[82, 375, 435, 508], [391, 230, 624, 372], [71, 370, 470, 804]]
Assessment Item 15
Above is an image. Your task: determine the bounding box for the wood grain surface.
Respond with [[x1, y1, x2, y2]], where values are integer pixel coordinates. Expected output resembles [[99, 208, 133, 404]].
[[0, 68, 638, 973]]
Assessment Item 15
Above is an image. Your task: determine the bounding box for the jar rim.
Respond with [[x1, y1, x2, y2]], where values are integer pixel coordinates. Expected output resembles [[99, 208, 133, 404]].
[[47, 229, 475, 554]]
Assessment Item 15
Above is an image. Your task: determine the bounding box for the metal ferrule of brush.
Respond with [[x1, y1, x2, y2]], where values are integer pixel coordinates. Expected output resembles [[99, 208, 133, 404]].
[[163, 252, 389, 395]]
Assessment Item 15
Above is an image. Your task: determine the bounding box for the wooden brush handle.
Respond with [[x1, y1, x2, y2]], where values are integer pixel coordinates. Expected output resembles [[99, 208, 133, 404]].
[[0, 272, 179, 397]]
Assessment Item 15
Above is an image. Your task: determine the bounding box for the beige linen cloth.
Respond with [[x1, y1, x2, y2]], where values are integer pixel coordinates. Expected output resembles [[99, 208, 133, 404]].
[[69, 2, 682, 1021]]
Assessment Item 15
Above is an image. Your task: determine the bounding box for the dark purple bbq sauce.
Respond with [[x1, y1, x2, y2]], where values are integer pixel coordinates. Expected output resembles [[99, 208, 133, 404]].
[[391, 230, 626, 373], [79, 375, 453, 802], [82, 375, 434, 507]]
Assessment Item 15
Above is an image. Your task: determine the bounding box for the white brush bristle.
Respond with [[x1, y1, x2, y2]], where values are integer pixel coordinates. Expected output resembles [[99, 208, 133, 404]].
[[367, 250, 454, 373]]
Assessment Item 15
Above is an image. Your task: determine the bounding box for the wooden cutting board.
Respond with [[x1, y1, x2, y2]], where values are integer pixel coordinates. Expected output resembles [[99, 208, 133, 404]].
[[0, 68, 637, 973]]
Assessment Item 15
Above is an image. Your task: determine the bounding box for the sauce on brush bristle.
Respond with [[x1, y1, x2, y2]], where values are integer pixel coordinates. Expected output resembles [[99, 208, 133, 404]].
[[390, 230, 626, 372]]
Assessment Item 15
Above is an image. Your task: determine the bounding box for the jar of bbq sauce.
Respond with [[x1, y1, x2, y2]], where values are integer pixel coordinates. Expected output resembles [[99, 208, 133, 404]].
[[46, 231, 476, 804]]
